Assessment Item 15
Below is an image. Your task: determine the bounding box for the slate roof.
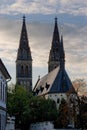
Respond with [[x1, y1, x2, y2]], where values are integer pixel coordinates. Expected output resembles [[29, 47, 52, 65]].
[[33, 66, 75, 96]]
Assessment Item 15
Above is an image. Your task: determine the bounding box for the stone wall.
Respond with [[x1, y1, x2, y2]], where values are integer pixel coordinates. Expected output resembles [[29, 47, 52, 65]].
[[6, 116, 15, 130], [30, 121, 80, 130]]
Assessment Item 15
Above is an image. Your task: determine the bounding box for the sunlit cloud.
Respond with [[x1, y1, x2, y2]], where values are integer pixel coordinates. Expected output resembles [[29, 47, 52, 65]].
[[0, 0, 87, 16], [0, 0, 87, 87]]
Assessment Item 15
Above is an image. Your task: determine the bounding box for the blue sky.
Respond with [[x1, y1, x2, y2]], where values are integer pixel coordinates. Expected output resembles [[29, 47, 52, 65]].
[[0, 0, 87, 89]]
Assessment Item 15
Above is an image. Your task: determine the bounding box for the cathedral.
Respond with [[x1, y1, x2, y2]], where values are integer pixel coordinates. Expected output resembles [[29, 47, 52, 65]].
[[16, 16, 78, 127], [16, 16, 75, 96], [33, 17, 76, 109]]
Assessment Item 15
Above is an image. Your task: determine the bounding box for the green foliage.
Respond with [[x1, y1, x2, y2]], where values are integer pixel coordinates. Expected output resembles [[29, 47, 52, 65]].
[[29, 96, 57, 122], [7, 84, 57, 130], [7, 84, 30, 129]]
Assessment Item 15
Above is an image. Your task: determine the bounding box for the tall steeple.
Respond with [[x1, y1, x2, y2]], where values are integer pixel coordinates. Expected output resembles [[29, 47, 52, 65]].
[[60, 35, 65, 68], [16, 16, 32, 92], [48, 17, 60, 72], [52, 17, 60, 46], [17, 16, 32, 60]]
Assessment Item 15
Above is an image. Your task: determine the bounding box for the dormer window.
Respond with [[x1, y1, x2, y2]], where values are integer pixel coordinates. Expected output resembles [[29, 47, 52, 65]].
[[36, 89, 39, 95], [40, 86, 44, 92], [45, 83, 50, 90]]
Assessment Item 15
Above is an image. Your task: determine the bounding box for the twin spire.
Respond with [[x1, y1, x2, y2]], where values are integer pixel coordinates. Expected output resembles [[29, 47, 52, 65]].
[[48, 17, 65, 72], [19, 15, 29, 49], [53, 17, 65, 61], [17, 15, 32, 61], [17, 16, 65, 70], [52, 17, 60, 45]]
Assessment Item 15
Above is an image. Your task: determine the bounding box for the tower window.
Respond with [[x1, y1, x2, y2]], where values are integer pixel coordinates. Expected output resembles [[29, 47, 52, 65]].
[[25, 65, 28, 76], [21, 65, 24, 76]]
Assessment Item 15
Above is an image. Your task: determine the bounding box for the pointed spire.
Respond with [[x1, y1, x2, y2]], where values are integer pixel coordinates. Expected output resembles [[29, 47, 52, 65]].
[[52, 17, 60, 46], [60, 35, 65, 68], [17, 16, 32, 60], [48, 17, 61, 72], [19, 15, 29, 49], [23, 15, 25, 24]]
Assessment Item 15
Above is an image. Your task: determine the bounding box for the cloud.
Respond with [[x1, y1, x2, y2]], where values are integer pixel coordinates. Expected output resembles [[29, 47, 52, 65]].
[[0, 0, 87, 16], [0, 16, 87, 84]]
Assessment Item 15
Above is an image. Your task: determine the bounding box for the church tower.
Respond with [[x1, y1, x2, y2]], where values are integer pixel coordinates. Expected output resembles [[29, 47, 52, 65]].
[[48, 18, 60, 72], [16, 16, 32, 92]]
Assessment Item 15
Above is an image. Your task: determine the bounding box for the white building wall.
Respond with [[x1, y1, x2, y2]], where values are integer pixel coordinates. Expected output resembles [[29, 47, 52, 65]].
[[30, 121, 54, 130], [6, 116, 15, 130], [45, 93, 67, 109], [30, 122, 79, 130], [0, 71, 7, 130]]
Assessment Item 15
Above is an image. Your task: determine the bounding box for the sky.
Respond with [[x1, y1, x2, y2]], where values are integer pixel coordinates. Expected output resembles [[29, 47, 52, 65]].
[[0, 0, 87, 89]]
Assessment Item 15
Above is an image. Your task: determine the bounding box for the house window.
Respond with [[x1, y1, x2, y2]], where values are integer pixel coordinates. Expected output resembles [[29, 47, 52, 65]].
[[3, 85, 4, 101], [27, 81, 30, 86], [5, 86, 6, 102], [40, 86, 44, 92], [1, 82, 2, 100]]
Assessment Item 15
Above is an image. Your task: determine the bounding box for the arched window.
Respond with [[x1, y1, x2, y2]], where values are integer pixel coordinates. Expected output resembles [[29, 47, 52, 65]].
[[21, 65, 24, 76], [25, 65, 28, 77]]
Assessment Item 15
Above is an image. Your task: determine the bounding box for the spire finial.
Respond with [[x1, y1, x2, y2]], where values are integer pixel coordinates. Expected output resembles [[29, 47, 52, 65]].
[[23, 15, 25, 19], [55, 17, 57, 23], [23, 15, 25, 23]]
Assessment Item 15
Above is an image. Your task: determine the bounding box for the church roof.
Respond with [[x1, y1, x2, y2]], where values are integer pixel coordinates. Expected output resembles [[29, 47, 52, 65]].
[[33, 66, 75, 96], [33, 17, 75, 96]]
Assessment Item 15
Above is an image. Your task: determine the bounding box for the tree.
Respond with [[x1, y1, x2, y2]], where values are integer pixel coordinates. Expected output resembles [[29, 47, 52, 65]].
[[28, 96, 57, 122], [7, 84, 31, 130], [54, 98, 69, 128], [73, 79, 87, 96], [80, 96, 87, 129], [7, 84, 58, 130], [73, 79, 87, 129]]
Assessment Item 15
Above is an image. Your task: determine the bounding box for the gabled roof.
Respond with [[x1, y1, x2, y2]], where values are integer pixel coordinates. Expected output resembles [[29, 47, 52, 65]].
[[33, 66, 75, 96], [0, 59, 11, 80]]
